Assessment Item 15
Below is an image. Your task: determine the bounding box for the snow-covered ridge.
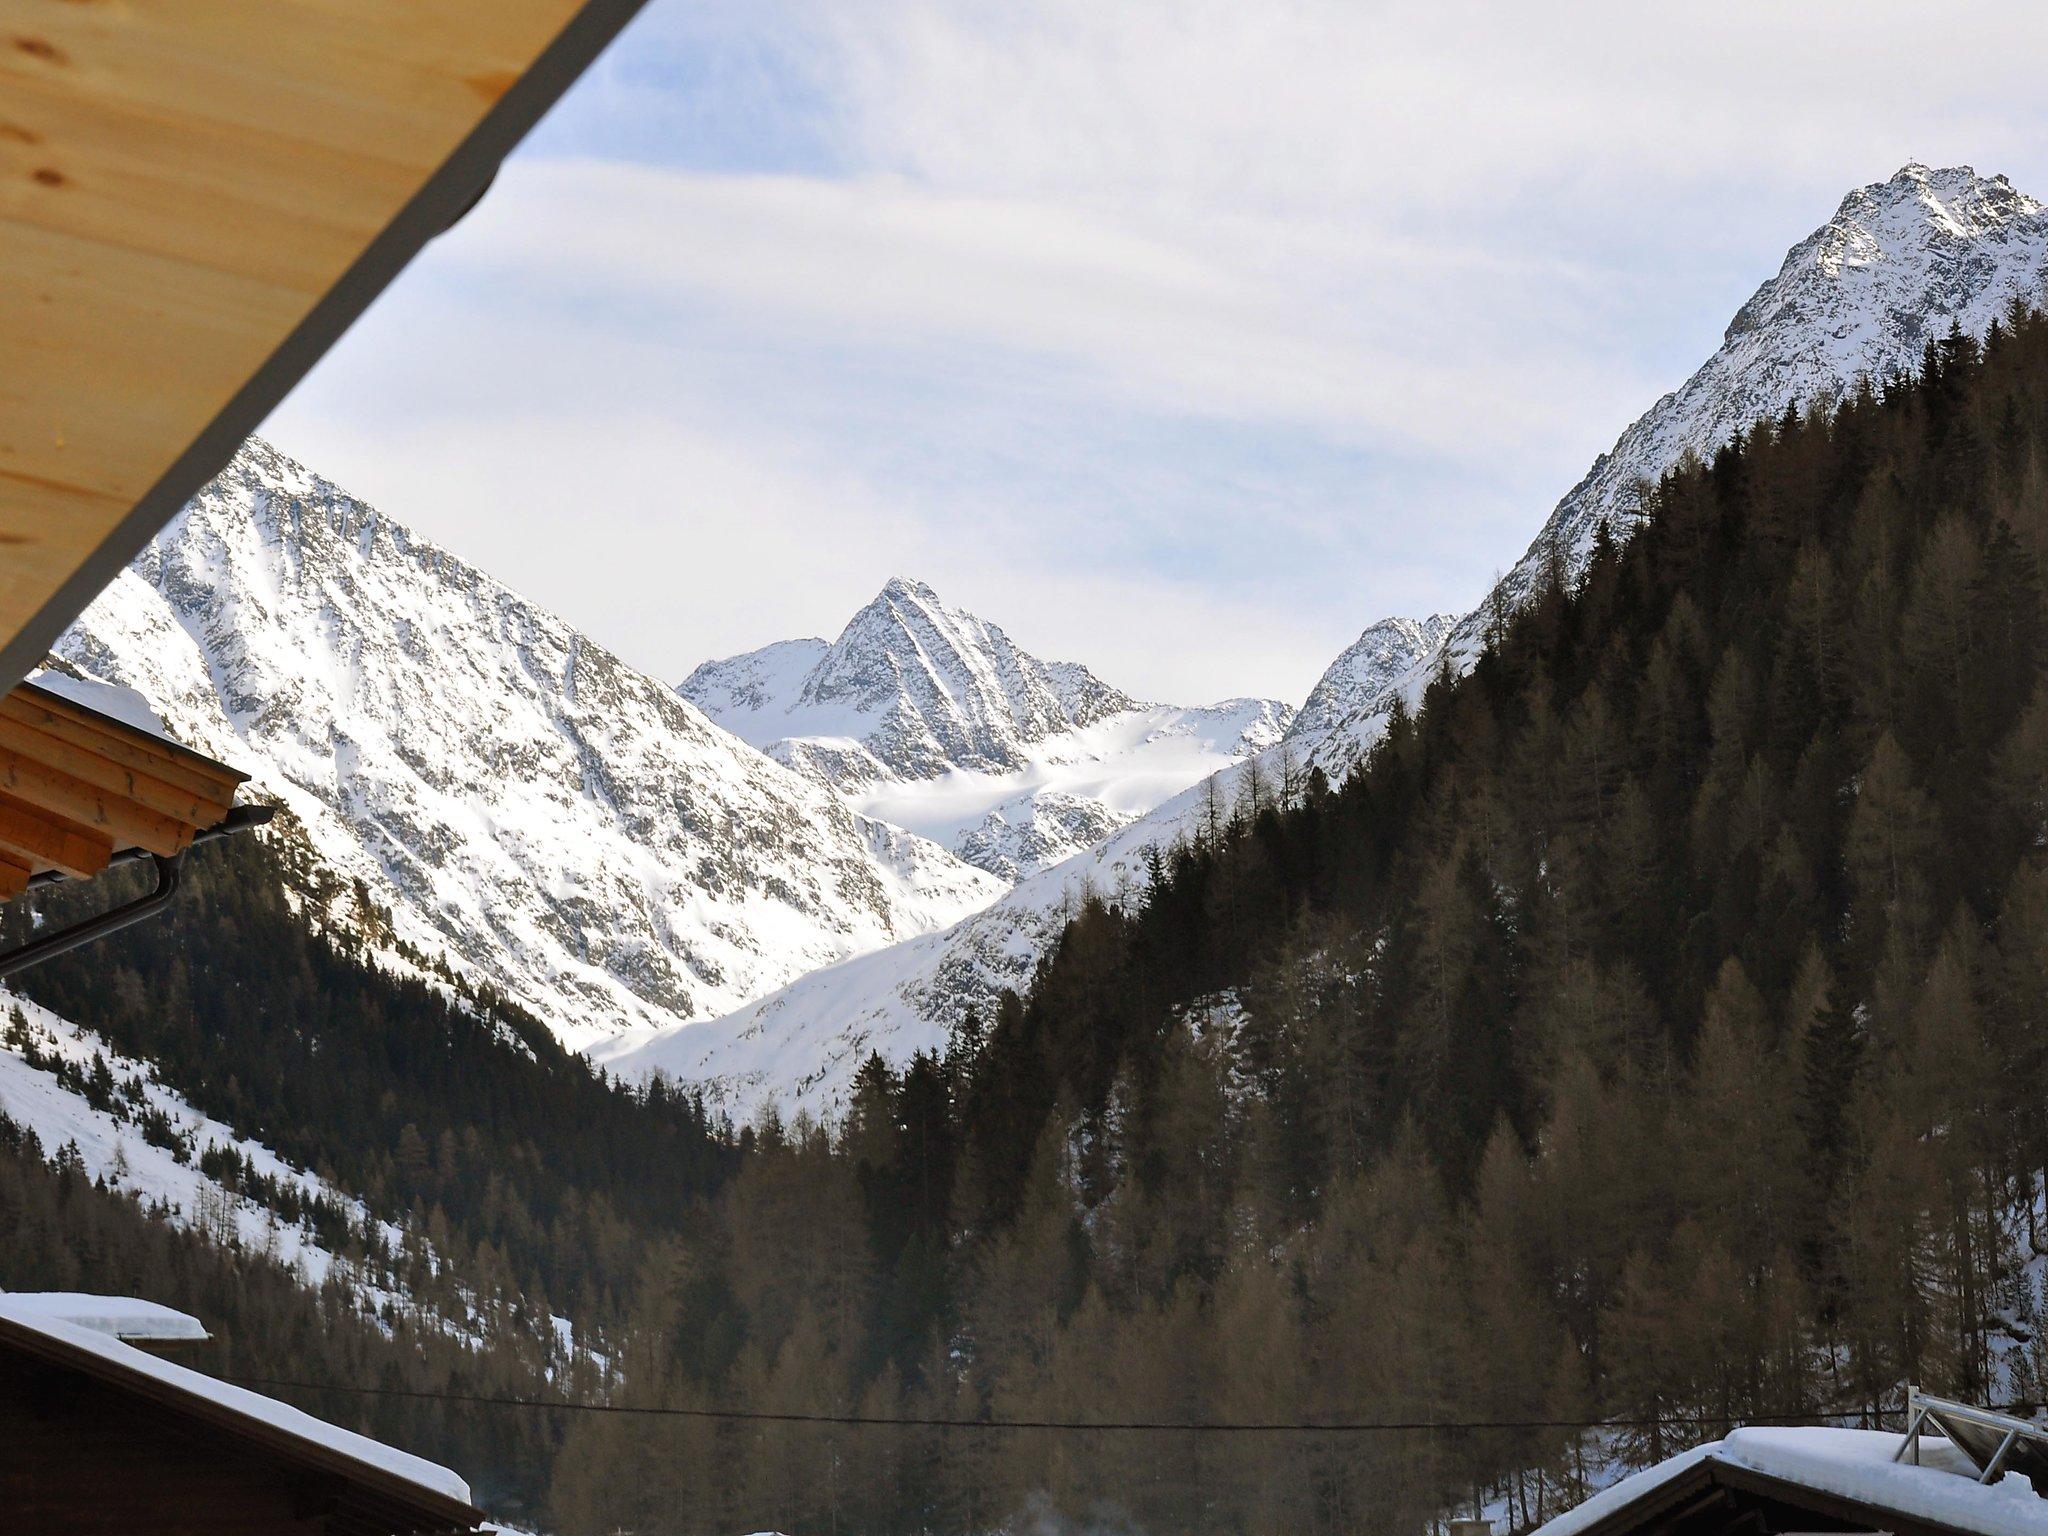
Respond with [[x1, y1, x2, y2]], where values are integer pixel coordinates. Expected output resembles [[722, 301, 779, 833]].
[[683, 578, 1292, 878], [52, 441, 1004, 1052], [1292, 161, 2048, 780], [601, 161, 2048, 1116], [591, 752, 1271, 1117], [0, 993, 415, 1309], [1286, 613, 1458, 751], [683, 576, 1138, 784]]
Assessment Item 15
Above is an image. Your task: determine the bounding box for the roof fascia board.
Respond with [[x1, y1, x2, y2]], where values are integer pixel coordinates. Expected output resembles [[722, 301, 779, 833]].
[[0, 0, 652, 694]]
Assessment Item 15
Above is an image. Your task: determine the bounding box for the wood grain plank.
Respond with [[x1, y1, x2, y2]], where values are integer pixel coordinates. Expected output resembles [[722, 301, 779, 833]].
[[0, 0, 596, 681], [0, 743, 197, 855], [0, 694, 240, 805], [0, 717, 224, 825], [0, 789, 112, 878]]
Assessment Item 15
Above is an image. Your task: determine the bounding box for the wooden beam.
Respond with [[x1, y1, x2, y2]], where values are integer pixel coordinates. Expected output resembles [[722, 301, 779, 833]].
[[0, 716, 221, 826], [0, 0, 652, 691], [0, 789, 113, 878], [0, 852, 31, 902], [0, 743, 197, 856], [0, 693, 238, 806]]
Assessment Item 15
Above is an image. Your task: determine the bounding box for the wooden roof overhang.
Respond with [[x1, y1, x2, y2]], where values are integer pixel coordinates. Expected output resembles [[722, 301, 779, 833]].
[[0, 680, 250, 901], [0, 1311, 485, 1536], [0, 0, 651, 693]]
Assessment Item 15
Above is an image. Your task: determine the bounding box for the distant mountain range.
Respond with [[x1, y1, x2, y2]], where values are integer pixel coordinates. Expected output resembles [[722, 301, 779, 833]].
[[45, 442, 1004, 1053], [41, 161, 2048, 1115], [681, 576, 1292, 879], [594, 161, 2048, 1114]]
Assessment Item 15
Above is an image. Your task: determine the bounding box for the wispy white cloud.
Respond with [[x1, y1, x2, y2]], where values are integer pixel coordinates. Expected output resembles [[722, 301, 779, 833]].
[[267, 0, 2048, 705], [445, 161, 1643, 457]]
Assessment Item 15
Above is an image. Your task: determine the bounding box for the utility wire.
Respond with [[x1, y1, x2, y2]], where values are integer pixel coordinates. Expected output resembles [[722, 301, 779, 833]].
[[225, 1375, 1989, 1436]]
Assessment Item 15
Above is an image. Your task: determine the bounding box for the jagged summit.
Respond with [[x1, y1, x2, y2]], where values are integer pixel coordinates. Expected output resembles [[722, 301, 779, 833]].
[[794, 577, 1136, 773], [682, 580, 1291, 879], [683, 577, 1134, 785], [51, 440, 1004, 1051], [1289, 161, 2048, 781]]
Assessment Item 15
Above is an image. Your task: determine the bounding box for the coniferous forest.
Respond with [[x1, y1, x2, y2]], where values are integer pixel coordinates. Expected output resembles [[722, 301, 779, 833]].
[[11, 307, 2048, 1533]]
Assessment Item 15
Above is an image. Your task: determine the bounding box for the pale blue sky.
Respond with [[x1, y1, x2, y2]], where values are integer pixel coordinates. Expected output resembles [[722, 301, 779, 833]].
[[262, 0, 2048, 705]]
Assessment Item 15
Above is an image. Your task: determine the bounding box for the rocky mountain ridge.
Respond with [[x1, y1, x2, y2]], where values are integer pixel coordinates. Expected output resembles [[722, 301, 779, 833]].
[[50, 441, 1004, 1052], [683, 578, 1292, 878]]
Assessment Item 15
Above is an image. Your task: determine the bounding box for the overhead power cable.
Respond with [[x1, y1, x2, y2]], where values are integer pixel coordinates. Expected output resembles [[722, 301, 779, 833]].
[[224, 1375, 2008, 1436]]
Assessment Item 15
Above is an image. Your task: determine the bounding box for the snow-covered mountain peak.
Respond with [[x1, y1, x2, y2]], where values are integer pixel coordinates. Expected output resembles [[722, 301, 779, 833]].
[[1730, 162, 2046, 343], [53, 440, 1003, 1052], [791, 577, 1137, 776], [681, 582, 1291, 879], [1288, 162, 2048, 783]]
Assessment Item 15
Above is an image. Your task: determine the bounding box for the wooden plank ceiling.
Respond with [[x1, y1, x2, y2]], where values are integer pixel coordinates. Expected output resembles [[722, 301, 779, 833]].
[[0, 683, 244, 899], [0, 0, 646, 690]]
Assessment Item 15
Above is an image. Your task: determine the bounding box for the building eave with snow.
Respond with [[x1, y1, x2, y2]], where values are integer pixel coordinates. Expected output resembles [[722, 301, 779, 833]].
[[0, 1294, 483, 1536], [1536, 1427, 2048, 1536]]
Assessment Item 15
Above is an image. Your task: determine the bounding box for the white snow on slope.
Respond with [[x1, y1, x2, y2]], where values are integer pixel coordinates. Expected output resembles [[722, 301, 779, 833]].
[[1285, 613, 1459, 756], [684, 577, 1291, 878], [0, 993, 406, 1294], [851, 695, 1291, 880], [592, 758, 1258, 1117], [51, 441, 1004, 1052], [601, 161, 2048, 1117]]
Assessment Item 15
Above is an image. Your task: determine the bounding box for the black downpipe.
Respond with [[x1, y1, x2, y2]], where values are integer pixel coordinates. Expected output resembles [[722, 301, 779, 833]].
[[0, 802, 275, 980], [0, 852, 184, 981]]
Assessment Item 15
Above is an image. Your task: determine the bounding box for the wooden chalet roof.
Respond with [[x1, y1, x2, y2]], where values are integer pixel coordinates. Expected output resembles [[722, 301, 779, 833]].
[[0, 1299, 484, 1536], [0, 681, 247, 899], [1536, 1428, 2048, 1536], [0, 0, 649, 693]]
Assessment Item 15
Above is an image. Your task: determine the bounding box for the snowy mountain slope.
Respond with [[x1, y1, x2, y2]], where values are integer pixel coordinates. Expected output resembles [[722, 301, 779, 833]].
[[1285, 614, 1458, 750], [592, 752, 1264, 1117], [602, 161, 2048, 1114], [0, 992, 410, 1300], [0, 990, 594, 1364], [683, 579, 1292, 878], [1294, 160, 2048, 779], [50, 441, 1003, 1052]]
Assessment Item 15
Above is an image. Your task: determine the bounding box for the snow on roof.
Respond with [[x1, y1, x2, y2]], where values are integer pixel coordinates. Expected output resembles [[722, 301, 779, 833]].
[[1532, 1440, 1724, 1536], [1723, 1427, 2048, 1536], [25, 670, 168, 738], [1536, 1428, 2048, 1536], [0, 1291, 209, 1343], [0, 1297, 471, 1505]]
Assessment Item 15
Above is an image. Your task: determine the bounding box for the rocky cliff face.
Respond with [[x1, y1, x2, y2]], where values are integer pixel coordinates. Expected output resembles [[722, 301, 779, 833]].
[[50, 441, 1003, 1052]]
